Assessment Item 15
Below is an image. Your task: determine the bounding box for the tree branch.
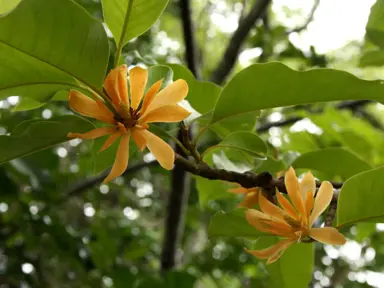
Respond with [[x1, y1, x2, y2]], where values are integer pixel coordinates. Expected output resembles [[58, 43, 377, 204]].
[[210, 0, 271, 84], [287, 0, 320, 34], [67, 161, 157, 197], [179, 0, 201, 79]]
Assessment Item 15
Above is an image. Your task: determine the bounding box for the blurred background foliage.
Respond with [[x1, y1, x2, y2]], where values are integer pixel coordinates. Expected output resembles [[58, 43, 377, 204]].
[[1, 0, 384, 287]]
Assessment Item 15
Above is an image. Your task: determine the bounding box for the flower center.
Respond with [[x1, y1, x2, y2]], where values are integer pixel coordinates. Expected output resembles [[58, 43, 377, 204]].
[[115, 103, 141, 129]]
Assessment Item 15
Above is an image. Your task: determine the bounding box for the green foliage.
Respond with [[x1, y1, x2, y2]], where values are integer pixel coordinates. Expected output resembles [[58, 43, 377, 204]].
[[102, 0, 168, 47], [0, 0, 109, 102], [211, 63, 384, 125], [0, 115, 94, 164], [292, 147, 372, 179], [208, 209, 266, 238], [366, 0, 384, 49], [337, 166, 384, 227], [255, 237, 314, 288]]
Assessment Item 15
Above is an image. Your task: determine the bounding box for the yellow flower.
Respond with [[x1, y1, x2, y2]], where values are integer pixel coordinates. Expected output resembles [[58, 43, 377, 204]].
[[68, 65, 190, 183], [228, 185, 261, 208], [245, 167, 346, 264]]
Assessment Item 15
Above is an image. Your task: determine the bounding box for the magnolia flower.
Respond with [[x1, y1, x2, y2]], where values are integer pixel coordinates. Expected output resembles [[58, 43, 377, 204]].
[[245, 167, 346, 264], [228, 185, 261, 208], [68, 65, 190, 183]]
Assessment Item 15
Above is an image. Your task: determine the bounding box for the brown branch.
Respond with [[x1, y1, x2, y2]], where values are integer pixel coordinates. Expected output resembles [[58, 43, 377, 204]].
[[67, 161, 158, 197], [325, 190, 339, 227], [175, 154, 343, 191], [210, 0, 271, 84], [287, 0, 320, 34]]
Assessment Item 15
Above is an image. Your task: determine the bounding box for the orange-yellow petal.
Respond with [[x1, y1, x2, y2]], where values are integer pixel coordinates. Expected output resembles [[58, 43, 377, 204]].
[[239, 190, 260, 208], [131, 129, 147, 151], [143, 79, 188, 115], [140, 105, 191, 124], [228, 187, 250, 194], [140, 130, 174, 169], [300, 172, 316, 199], [68, 90, 114, 124], [99, 132, 120, 153], [259, 193, 285, 221], [309, 181, 333, 226], [129, 66, 148, 110], [305, 190, 314, 219], [245, 209, 294, 236], [309, 227, 346, 245], [266, 239, 297, 264], [276, 192, 300, 220], [285, 167, 306, 216], [245, 238, 297, 262], [104, 64, 129, 108], [103, 133, 130, 183], [68, 126, 115, 140], [140, 79, 163, 115]]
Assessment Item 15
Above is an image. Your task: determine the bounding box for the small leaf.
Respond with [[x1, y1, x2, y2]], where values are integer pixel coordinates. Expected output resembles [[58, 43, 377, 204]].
[[337, 166, 384, 227], [204, 131, 267, 159], [196, 177, 235, 208], [12, 97, 45, 111], [0, 115, 94, 164], [211, 63, 384, 125], [253, 237, 314, 288], [292, 147, 372, 179], [102, 0, 168, 47], [208, 209, 266, 238]]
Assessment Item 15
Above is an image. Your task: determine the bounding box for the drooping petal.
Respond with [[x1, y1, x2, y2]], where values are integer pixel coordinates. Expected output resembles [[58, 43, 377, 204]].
[[143, 79, 188, 115], [309, 227, 346, 245], [140, 79, 163, 115], [245, 238, 297, 261], [140, 105, 191, 124], [276, 192, 300, 220], [129, 66, 148, 110], [103, 133, 130, 183], [104, 64, 129, 108], [131, 129, 147, 151], [239, 191, 260, 208], [309, 181, 333, 226], [300, 172, 316, 199], [68, 90, 114, 124], [68, 127, 115, 140], [140, 130, 174, 169], [258, 193, 285, 221], [266, 239, 297, 264], [99, 132, 120, 152], [285, 167, 306, 216]]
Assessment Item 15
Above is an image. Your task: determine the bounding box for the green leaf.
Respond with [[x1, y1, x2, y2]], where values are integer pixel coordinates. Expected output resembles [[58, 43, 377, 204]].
[[165, 271, 196, 288], [292, 148, 372, 179], [366, 0, 384, 49], [101, 0, 168, 47], [203, 131, 268, 159], [0, 0, 109, 101], [360, 50, 384, 67], [167, 64, 222, 114], [254, 237, 314, 288], [0, 115, 94, 164], [208, 209, 266, 238], [196, 177, 235, 208], [0, 0, 20, 14], [146, 65, 173, 92], [339, 130, 373, 161], [254, 156, 286, 175], [12, 97, 45, 112], [211, 63, 384, 125], [337, 166, 384, 227]]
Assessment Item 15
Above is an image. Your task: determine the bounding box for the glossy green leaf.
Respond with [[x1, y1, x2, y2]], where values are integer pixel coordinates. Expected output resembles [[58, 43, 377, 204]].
[[366, 0, 384, 49], [102, 0, 168, 47], [0, 115, 94, 164], [292, 148, 372, 179], [146, 65, 174, 92], [254, 156, 286, 175], [167, 64, 222, 114], [211, 63, 384, 125], [337, 166, 384, 227], [0, 0, 109, 101], [196, 177, 235, 208], [203, 131, 268, 159], [12, 97, 45, 111], [0, 0, 20, 14], [339, 130, 373, 160], [254, 237, 314, 288], [208, 209, 266, 238]]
